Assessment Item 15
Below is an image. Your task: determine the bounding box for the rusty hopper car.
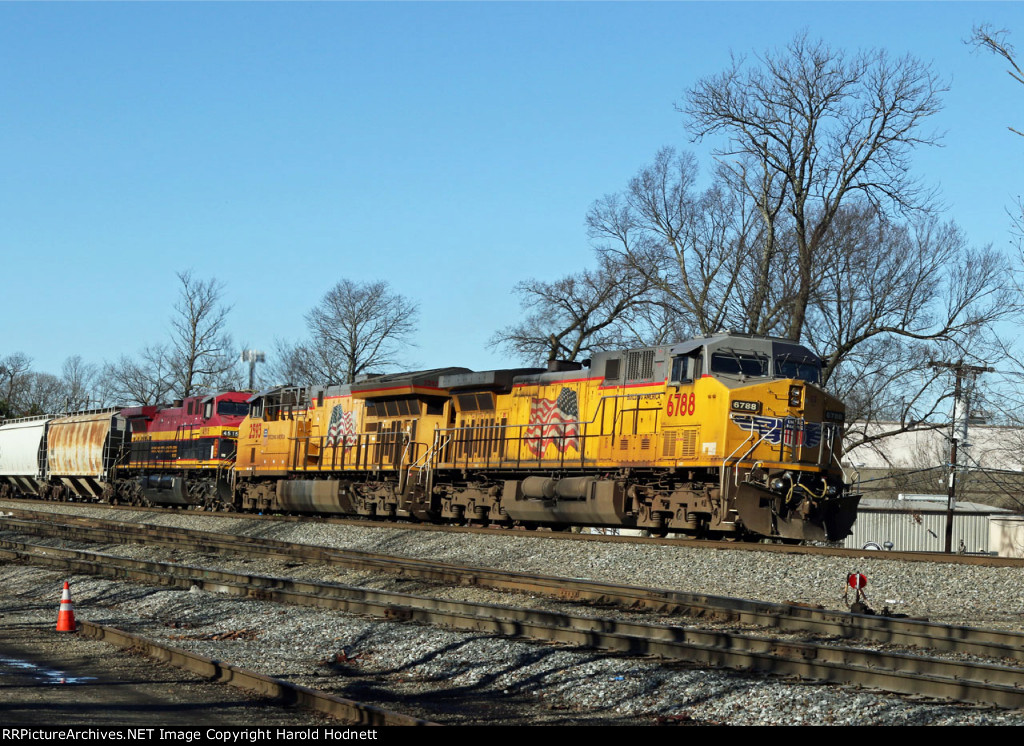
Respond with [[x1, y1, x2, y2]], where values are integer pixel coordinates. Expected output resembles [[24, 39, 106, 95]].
[[235, 334, 859, 541], [44, 409, 129, 500]]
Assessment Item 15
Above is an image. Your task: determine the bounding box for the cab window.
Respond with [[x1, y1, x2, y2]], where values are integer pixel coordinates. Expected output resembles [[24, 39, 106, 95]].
[[670, 354, 703, 383], [671, 357, 687, 383], [710, 352, 768, 377]]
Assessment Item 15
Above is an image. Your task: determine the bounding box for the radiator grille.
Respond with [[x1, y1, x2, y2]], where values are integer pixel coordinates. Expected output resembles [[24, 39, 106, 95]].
[[680, 429, 698, 459]]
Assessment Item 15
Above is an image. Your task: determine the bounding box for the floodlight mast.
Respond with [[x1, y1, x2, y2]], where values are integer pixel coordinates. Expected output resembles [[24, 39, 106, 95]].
[[240, 350, 265, 391]]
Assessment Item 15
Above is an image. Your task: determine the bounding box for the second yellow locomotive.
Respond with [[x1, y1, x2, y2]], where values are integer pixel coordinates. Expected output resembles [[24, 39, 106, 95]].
[[234, 333, 859, 541]]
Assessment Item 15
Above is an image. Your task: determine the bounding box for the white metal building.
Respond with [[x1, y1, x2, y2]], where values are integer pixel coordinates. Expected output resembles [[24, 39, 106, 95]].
[[843, 495, 1013, 555], [843, 421, 1024, 474]]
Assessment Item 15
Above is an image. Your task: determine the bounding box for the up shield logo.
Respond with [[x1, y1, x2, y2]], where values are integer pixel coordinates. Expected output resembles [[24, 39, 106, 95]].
[[732, 415, 823, 448]]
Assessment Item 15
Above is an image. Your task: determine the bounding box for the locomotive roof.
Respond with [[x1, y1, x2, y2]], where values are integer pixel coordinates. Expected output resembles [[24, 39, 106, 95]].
[[668, 333, 819, 359], [350, 367, 472, 396], [509, 334, 822, 387], [250, 369, 473, 404], [438, 368, 546, 391]]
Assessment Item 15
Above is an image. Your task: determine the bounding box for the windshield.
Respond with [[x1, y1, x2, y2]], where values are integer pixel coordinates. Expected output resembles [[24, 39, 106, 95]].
[[217, 401, 250, 418], [774, 358, 821, 384], [710, 351, 769, 378]]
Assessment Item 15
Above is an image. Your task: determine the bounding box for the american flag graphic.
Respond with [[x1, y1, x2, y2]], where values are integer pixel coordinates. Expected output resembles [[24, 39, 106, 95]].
[[326, 405, 356, 447], [525, 387, 580, 456], [732, 415, 823, 448]]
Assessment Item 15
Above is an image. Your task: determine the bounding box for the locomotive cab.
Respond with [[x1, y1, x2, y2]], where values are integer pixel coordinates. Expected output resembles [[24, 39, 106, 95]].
[[670, 334, 857, 541]]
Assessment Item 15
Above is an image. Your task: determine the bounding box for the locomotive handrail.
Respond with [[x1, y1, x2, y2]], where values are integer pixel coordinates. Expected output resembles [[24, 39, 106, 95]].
[[822, 422, 852, 483], [721, 418, 770, 488], [407, 434, 451, 491], [432, 392, 659, 441], [431, 392, 665, 470]]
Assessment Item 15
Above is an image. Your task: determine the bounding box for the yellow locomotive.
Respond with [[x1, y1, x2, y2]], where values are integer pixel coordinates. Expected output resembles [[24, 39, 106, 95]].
[[234, 333, 859, 541]]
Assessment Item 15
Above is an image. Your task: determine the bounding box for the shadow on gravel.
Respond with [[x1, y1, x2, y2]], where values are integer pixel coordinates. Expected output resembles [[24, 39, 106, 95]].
[[320, 634, 694, 725]]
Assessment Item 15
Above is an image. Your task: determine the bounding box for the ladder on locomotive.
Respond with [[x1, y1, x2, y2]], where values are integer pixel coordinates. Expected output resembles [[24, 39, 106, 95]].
[[402, 433, 451, 495], [174, 421, 198, 464]]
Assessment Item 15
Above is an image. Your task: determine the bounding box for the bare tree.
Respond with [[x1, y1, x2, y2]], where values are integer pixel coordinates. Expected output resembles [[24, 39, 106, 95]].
[[0, 353, 104, 416], [490, 255, 657, 365], [616, 290, 699, 348], [683, 33, 946, 341], [588, 147, 779, 338], [970, 24, 1023, 137], [969, 24, 1024, 268], [270, 338, 336, 388], [96, 344, 176, 407], [578, 33, 1021, 463], [170, 270, 238, 398], [0, 353, 33, 418], [806, 205, 1015, 383], [60, 355, 98, 411], [284, 279, 419, 386], [95, 272, 239, 404], [0, 353, 31, 417], [20, 372, 64, 416]]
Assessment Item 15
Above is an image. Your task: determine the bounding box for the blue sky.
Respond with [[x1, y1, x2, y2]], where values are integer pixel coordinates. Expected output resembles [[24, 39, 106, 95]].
[[2, 1, 1022, 381]]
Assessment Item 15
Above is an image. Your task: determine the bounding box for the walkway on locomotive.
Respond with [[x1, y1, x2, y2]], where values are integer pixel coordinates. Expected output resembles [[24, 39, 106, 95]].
[[234, 333, 845, 481], [236, 369, 470, 477]]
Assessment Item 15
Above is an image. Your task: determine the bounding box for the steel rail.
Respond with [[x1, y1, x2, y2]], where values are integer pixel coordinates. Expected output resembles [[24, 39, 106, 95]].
[[5, 512, 1024, 664], [3, 538, 1024, 708], [75, 621, 437, 726]]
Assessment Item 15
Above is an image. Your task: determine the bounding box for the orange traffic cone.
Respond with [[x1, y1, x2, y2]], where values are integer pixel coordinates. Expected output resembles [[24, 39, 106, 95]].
[[56, 581, 76, 632]]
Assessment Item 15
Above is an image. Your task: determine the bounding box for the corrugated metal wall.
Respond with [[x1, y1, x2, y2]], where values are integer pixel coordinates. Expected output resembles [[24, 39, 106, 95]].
[[843, 509, 992, 554]]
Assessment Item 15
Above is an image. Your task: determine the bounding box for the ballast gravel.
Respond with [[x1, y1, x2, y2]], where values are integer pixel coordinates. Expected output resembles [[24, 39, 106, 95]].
[[3, 501, 1024, 726]]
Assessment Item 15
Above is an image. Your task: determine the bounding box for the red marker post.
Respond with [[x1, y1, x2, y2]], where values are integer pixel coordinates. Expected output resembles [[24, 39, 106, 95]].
[[845, 572, 870, 613]]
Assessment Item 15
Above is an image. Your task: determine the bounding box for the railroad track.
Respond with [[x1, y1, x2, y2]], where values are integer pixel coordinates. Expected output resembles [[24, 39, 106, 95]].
[[5, 497, 1024, 568], [5, 509, 1024, 663], [4, 511, 1024, 708]]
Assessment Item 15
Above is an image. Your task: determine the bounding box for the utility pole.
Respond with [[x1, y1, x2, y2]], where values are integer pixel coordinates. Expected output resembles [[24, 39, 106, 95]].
[[929, 360, 993, 553]]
